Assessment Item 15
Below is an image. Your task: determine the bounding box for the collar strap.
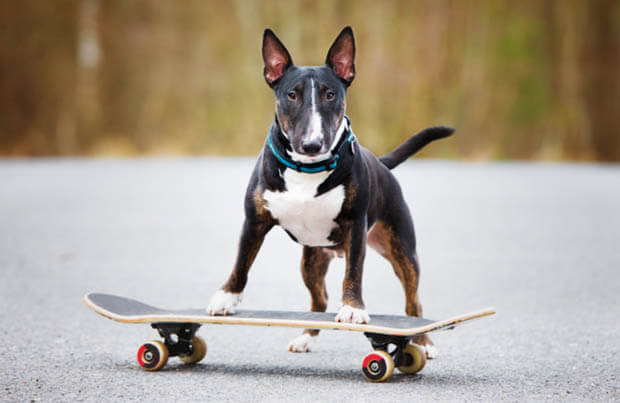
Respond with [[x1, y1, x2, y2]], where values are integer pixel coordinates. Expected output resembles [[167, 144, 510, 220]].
[[268, 118, 356, 174]]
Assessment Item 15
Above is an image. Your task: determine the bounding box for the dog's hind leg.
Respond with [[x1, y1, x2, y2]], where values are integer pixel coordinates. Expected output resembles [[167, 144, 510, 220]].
[[288, 246, 333, 352], [368, 220, 437, 359]]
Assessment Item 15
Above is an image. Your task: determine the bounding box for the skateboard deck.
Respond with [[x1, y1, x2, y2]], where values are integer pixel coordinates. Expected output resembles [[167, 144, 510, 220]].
[[85, 293, 494, 336], [84, 293, 495, 381]]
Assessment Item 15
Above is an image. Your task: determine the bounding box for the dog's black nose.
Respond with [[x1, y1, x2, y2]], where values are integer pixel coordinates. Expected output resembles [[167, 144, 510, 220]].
[[301, 139, 323, 154]]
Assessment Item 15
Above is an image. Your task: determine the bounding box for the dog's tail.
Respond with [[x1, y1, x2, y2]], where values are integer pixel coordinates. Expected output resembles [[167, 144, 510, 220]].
[[379, 126, 454, 170]]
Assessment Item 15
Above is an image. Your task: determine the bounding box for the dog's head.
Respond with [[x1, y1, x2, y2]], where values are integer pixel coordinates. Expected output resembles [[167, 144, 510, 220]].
[[262, 27, 355, 163]]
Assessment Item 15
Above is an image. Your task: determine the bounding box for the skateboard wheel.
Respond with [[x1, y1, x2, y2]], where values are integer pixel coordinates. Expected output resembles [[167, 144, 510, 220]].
[[137, 341, 169, 371], [362, 350, 394, 382], [397, 344, 427, 374], [179, 336, 207, 364]]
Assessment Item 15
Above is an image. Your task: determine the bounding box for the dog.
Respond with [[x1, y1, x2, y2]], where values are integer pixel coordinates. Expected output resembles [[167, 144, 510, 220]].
[[207, 26, 453, 358]]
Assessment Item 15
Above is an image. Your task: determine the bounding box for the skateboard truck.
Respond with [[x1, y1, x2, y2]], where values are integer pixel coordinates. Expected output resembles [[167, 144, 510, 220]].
[[136, 323, 207, 371], [152, 323, 201, 357], [362, 332, 427, 382]]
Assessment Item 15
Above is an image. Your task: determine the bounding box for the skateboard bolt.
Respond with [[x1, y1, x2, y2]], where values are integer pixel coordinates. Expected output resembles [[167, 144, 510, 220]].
[[144, 351, 153, 361], [370, 362, 379, 372]]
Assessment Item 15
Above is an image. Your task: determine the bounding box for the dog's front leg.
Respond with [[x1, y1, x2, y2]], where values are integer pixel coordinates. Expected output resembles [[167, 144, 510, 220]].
[[207, 219, 272, 315], [335, 217, 370, 324]]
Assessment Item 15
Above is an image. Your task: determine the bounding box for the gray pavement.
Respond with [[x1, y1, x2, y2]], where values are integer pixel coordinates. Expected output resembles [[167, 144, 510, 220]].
[[1, 158, 618, 401]]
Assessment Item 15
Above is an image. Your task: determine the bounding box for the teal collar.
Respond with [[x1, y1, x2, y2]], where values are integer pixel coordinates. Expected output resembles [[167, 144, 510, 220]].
[[268, 118, 356, 174]]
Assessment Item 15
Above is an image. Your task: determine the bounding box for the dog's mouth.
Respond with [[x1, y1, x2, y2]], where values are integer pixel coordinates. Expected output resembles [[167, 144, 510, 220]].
[[286, 118, 348, 164], [288, 147, 332, 164]]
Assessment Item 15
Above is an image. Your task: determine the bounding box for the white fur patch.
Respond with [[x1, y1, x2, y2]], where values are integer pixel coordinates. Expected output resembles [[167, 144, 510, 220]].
[[287, 333, 317, 353], [423, 343, 438, 359], [307, 78, 323, 143], [335, 304, 370, 324], [263, 170, 344, 247], [206, 290, 242, 315]]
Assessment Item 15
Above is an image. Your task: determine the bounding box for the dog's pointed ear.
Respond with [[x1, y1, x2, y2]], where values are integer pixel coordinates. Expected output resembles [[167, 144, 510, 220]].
[[262, 29, 293, 87], [325, 26, 356, 85]]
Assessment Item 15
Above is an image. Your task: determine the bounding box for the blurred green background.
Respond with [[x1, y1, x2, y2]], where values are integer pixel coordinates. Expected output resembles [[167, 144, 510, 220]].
[[1, 0, 619, 160]]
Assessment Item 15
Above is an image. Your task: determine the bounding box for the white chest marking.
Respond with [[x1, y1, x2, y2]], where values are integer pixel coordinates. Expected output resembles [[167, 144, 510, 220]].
[[263, 169, 344, 247]]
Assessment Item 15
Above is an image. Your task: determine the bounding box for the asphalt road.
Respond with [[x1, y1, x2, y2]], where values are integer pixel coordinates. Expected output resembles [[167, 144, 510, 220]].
[[1, 158, 618, 401]]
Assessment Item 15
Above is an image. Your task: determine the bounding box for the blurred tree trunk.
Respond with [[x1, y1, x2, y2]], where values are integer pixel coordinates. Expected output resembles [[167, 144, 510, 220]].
[[76, 0, 102, 153], [0, 0, 79, 155], [582, 0, 620, 162]]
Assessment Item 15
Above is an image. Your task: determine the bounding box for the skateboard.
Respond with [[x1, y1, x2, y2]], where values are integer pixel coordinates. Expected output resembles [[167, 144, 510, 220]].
[[84, 293, 495, 382]]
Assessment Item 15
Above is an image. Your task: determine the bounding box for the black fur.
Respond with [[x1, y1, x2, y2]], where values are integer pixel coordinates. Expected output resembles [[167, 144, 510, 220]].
[[379, 126, 454, 169], [213, 27, 453, 351]]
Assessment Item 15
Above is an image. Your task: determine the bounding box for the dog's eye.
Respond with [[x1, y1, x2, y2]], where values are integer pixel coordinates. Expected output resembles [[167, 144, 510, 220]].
[[287, 91, 297, 101], [326, 90, 335, 101]]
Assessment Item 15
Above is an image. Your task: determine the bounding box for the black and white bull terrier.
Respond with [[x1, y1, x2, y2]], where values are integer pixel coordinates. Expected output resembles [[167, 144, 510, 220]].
[[207, 26, 453, 357]]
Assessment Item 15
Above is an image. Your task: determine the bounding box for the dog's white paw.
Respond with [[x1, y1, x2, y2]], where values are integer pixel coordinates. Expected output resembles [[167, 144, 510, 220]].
[[287, 333, 316, 353], [413, 343, 438, 359], [206, 290, 242, 315], [423, 343, 438, 359], [335, 304, 370, 324]]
